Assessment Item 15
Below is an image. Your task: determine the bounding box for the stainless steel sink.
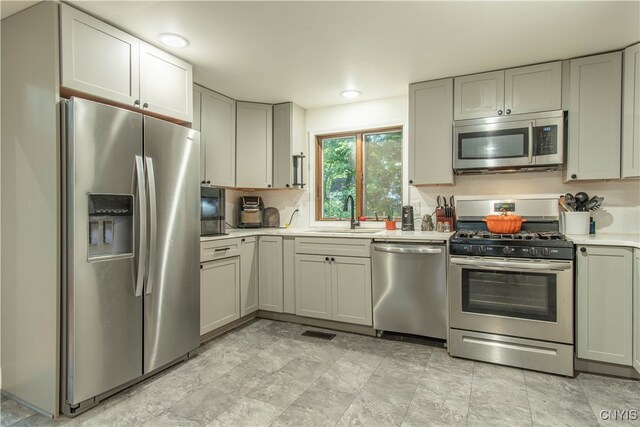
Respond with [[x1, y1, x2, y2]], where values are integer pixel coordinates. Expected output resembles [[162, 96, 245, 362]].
[[300, 228, 383, 234]]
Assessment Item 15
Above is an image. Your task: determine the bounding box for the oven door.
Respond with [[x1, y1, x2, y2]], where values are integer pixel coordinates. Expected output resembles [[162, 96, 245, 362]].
[[449, 256, 573, 344]]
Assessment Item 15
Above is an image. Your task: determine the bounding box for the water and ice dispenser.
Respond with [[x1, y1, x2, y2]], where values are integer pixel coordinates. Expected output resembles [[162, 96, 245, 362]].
[[88, 194, 133, 260]]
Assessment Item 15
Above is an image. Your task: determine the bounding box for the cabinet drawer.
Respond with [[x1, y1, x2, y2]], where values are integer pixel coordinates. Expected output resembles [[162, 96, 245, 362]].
[[200, 238, 241, 262], [295, 237, 371, 257]]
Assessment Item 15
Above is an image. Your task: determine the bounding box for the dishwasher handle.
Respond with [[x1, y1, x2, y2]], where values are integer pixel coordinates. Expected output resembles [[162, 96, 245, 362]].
[[374, 245, 442, 255]]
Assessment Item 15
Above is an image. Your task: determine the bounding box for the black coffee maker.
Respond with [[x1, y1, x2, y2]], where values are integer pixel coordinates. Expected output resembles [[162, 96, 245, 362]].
[[401, 205, 415, 231]]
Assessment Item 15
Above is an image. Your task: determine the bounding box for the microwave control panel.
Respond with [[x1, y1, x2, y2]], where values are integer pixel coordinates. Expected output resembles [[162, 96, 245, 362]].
[[533, 125, 557, 155]]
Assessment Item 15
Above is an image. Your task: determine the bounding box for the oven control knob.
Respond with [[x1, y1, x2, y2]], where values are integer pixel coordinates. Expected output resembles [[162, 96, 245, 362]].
[[502, 247, 513, 255], [467, 245, 474, 254], [478, 246, 487, 254], [541, 248, 550, 256], [529, 247, 538, 256]]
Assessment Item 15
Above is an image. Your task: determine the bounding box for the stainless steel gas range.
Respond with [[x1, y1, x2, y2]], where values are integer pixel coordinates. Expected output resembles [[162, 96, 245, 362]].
[[448, 197, 575, 376]]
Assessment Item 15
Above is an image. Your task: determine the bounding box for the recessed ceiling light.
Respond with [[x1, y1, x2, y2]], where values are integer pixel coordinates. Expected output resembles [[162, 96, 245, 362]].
[[159, 33, 189, 48], [341, 90, 361, 99]]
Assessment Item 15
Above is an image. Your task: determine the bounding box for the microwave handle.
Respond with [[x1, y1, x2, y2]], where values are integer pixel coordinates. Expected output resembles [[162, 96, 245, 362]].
[[528, 122, 534, 164]]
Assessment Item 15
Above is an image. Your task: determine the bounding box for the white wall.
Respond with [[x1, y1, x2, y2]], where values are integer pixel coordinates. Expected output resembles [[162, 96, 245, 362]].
[[256, 95, 640, 235]]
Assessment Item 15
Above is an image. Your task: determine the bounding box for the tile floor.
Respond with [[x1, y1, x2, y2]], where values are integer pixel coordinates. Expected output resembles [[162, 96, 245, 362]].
[[2, 319, 639, 426]]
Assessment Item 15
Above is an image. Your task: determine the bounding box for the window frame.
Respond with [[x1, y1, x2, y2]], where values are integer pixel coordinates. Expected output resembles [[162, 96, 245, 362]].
[[315, 126, 403, 221]]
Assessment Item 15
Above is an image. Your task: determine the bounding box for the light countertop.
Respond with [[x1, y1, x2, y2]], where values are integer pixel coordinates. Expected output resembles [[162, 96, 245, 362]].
[[201, 228, 453, 243], [565, 233, 640, 249]]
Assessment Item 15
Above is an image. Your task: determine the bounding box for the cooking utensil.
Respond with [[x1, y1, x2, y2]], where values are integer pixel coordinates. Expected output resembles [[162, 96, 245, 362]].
[[559, 195, 573, 212], [589, 196, 604, 211], [564, 193, 576, 211], [575, 192, 589, 211], [483, 212, 527, 234]]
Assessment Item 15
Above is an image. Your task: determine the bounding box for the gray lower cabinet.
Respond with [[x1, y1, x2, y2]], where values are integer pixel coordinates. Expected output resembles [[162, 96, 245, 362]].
[[408, 78, 454, 185], [622, 43, 640, 178], [566, 52, 622, 181], [258, 236, 284, 312], [240, 237, 259, 316], [200, 257, 240, 335], [634, 248, 640, 374], [577, 245, 633, 365], [295, 254, 372, 326]]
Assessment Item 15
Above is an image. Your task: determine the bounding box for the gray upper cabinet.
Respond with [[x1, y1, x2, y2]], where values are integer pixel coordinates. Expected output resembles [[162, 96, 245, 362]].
[[60, 4, 192, 122], [622, 43, 640, 178], [454, 62, 562, 120], [634, 248, 640, 374], [236, 102, 273, 188], [193, 86, 206, 184], [273, 102, 307, 189], [139, 42, 192, 123], [408, 78, 454, 185], [454, 70, 504, 120], [566, 52, 622, 181], [577, 245, 633, 366], [504, 62, 562, 115], [195, 85, 236, 186], [60, 3, 139, 106]]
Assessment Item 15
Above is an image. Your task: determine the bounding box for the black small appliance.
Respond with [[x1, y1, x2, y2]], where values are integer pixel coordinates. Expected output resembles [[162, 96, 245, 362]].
[[401, 205, 415, 231]]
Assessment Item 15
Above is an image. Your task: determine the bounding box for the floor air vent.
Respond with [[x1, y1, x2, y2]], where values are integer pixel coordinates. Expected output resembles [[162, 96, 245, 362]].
[[301, 330, 336, 340]]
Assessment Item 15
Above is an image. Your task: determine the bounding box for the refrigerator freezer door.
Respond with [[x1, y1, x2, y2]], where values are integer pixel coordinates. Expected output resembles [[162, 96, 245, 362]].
[[143, 116, 200, 373], [65, 99, 143, 406]]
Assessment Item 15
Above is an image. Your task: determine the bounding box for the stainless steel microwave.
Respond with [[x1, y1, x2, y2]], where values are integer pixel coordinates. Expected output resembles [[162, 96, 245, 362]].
[[453, 110, 565, 174]]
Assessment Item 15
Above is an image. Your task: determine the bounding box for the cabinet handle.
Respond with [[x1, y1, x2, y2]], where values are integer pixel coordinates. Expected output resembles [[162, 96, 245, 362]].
[[506, 109, 511, 115], [571, 174, 577, 179], [331, 257, 335, 262], [409, 179, 414, 184], [325, 257, 330, 261], [580, 247, 587, 253], [215, 247, 231, 252], [134, 100, 140, 107], [142, 102, 149, 109], [497, 110, 503, 116]]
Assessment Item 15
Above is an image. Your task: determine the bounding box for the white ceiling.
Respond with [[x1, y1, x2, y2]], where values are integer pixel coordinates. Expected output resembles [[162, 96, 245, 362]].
[[4, 1, 640, 109]]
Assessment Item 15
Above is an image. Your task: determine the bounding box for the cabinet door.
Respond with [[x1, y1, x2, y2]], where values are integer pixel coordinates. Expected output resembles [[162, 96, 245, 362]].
[[60, 4, 140, 106], [240, 237, 259, 316], [408, 79, 454, 185], [577, 245, 633, 365], [202, 89, 236, 186], [139, 42, 193, 122], [258, 236, 283, 312], [331, 257, 372, 326], [454, 70, 504, 120], [236, 102, 273, 188], [295, 254, 332, 320], [567, 52, 622, 181], [193, 86, 206, 184], [622, 43, 640, 178], [505, 62, 562, 115], [634, 249, 640, 374], [200, 257, 240, 335]]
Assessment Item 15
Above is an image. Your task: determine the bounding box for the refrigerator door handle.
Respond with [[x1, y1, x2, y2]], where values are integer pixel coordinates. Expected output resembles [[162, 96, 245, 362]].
[[134, 155, 147, 297], [145, 156, 158, 295]]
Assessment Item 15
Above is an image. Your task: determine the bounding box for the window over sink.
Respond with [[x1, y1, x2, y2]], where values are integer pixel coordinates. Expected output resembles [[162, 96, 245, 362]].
[[315, 127, 402, 221]]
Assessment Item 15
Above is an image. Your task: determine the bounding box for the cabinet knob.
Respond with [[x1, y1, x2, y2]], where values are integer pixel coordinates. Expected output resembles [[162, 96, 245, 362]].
[[241, 238, 246, 242], [331, 257, 335, 262], [206, 180, 211, 184], [506, 109, 511, 115], [200, 265, 203, 269], [580, 247, 587, 253], [142, 102, 149, 109], [325, 257, 330, 261], [134, 100, 140, 107], [497, 110, 503, 116], [268, 184, 272, 188], [409, 180, 414, 184], [571, 174, 577, 179], [286, 184, 290, 188], [201, 180, 206, 184]]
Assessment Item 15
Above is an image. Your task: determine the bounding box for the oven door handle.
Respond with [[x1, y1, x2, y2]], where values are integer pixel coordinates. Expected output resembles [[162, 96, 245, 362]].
[[450, 257, 572, 271]]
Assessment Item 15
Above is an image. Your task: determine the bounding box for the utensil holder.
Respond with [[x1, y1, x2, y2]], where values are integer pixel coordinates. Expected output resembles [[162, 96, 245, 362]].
[[435, 208, 456, 231], [562, 212, 590, 235]]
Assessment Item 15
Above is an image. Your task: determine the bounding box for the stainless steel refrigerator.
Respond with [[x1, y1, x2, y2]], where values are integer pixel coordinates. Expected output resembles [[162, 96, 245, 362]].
[[61, 98, 200, 416]]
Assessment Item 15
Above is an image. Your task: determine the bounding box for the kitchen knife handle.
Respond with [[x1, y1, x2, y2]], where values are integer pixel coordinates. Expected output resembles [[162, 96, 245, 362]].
[[145, 157, 158, 296], [134, 156, 147, 298]]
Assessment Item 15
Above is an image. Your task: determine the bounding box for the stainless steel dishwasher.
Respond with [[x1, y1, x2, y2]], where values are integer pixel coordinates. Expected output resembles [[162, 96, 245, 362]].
[[371, 241, 447, 339]]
